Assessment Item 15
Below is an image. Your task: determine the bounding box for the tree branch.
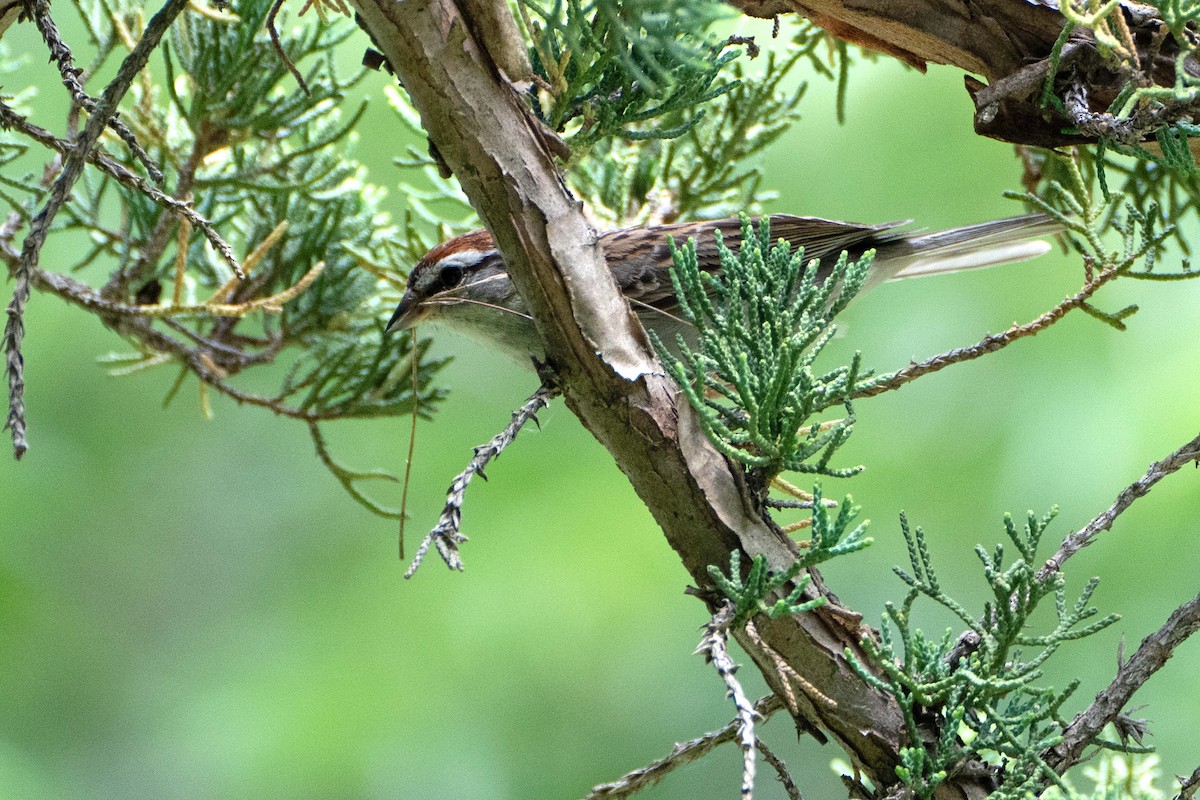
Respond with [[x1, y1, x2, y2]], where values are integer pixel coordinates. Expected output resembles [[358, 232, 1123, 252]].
[[0, 99, 239, 272], [854, 266, 1120, 400], [350, 0, 986, 795], [1039, 431, 1200, 578], [728, 0, 1185, 151], [585, 694, 786, 800], [5, 0, 192, 459], [27, 0, 164, 182], [1049, 591, 1200, 771]]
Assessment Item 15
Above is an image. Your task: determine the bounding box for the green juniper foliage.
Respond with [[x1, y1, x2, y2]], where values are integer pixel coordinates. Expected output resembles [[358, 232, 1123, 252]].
[[708, 483, 872, 624], [847, 509, 1120, 800], [1010, 152, 1200, 328], [390, 20, 819, 228], [517, 0, 741, 148], [1, 0, 452, 515], [652, 215, 885, 483], [155, 4, 449, 438], [567, 48, 808, 225], [564, 20, 854, 226]]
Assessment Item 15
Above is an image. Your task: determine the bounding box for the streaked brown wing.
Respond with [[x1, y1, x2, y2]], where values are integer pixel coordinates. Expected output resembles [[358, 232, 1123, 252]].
[[763, 215, 911, 263], [608, 215, 910, 313]]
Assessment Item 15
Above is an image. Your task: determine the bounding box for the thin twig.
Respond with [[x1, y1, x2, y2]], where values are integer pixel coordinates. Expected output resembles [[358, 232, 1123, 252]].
[[267, 0, 312, 95], [104, 124, 223, 298], [697, 602, 759, 799], [404, 381, 558, 578], [30, 269, 308, 420], [5, 0, 192, 459], [308, 420, 401, 518], [756, 739, 801, 800], [399, 327, 421, 559], [27, 0, 164, 182], [1049, 591, 1200, 771], [35, 256, 319, 324], [1039, 431, 1200, 579], [0, 100, 240, 271], [853, 267, 1120, 400], [114, 262, 322, 318], [584, 695, 785, 800], [159, 317, 273, 361]]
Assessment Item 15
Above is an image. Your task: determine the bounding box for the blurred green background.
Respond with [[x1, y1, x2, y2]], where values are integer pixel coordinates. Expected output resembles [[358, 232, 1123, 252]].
[[2, 13, 1199, 800]]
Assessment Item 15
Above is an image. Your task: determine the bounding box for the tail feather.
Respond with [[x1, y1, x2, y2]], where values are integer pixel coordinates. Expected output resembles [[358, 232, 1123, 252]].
[[883, 213, 1062, 282], [892, 240, 1053, 279]]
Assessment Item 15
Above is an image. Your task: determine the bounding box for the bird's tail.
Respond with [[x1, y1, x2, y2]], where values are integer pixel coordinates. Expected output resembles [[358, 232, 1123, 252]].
[[884, 213, 1063, 281]]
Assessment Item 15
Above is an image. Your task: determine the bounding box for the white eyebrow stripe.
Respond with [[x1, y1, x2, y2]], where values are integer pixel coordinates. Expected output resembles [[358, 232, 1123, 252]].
[[414, 249, 496, 293], [435, 250, 494, 269]]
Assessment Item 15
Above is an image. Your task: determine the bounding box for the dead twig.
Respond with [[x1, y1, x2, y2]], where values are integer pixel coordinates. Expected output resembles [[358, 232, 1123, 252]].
[[1049, 591, 1200, 771], [697, 602, 759, 800], [404, 381, 558, 578], [756, 739, 801, 800], [584, 695, 785, 800]]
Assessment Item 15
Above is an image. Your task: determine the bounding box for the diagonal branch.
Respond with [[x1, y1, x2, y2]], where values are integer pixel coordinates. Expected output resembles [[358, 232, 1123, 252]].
[[1039, 431, 1200, 578], [0, 99, 240, 272], [27, 0, 164, 182], [352, 0, 958, 795], [854, 266, 1119, 400], [756, 739, 801, 800], [585, 694, 786, 800], [5, 0, 192, 459], [1049, 591, 1200, 771]]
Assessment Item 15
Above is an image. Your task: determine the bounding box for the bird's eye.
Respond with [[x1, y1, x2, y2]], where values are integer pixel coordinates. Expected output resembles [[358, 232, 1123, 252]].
[[437, 264, 465, 291]]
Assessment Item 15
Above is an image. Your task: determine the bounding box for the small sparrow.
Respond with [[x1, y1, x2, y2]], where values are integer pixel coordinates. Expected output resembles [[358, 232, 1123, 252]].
[[386, 214, 1061, 364]]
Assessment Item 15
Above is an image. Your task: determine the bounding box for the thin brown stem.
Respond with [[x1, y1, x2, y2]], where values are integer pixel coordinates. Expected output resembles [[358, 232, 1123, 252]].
[[399, 327, 422, 559], [267, 0, 313, 95], [103, 120, 238, 300], [584, 695, 785, 800], [33, 268, 304, 420], [756, 739, 801, 800], [1039, 431, 1200, 578], [6, 0, 191, 458], [1049, 591, 1200, 771], [853, 267, 1120, 400], [308, 420, 401, 519]]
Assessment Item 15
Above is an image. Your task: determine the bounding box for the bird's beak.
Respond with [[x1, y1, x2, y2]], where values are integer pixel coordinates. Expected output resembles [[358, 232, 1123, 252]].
[[386, 291, 421, 334]]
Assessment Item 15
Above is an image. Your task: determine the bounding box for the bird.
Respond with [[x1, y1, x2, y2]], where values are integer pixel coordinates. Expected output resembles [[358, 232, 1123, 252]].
[[386, 213, 1061, 364]]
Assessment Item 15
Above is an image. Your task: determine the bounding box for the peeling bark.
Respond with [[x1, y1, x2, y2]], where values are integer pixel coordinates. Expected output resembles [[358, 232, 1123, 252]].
[[730, 0, 1190, 151], [344, 0, 961, 793]]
